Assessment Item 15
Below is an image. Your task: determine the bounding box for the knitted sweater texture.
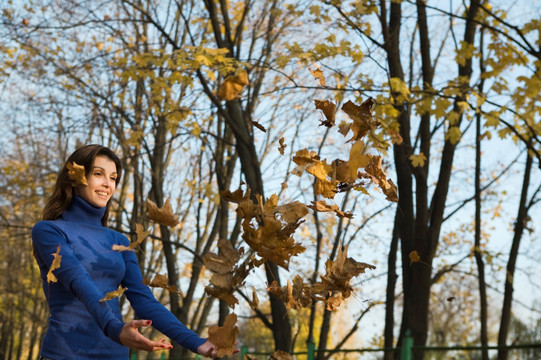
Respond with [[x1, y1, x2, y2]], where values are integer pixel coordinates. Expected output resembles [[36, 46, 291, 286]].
[[32, 196, 205, 359]]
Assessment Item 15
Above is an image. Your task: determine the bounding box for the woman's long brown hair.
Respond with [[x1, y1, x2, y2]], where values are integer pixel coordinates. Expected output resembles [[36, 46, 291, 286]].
[[41, 144, 122, 226]]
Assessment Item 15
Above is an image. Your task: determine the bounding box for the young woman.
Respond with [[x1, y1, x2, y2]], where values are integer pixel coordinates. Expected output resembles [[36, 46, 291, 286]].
[[32, 144, 217, 359]]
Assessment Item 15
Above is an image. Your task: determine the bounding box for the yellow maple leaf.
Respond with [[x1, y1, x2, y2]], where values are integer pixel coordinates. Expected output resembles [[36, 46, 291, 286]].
[[217, 71, 249, 101], [47, 245, 62, 283], [207, 313, 239, 357], [409, 153, 427, 167], [348, 140, 369, 180], [66, 161, 88, 186], [99, 286, 127, 302], [146, 198, 179, 227], [409, 250, 420, 265], [309, 67, 326, 87]]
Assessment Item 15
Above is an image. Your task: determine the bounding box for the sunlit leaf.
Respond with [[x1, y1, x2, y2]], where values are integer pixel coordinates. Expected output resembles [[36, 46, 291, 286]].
[[146, 198, 179, 227], [207, 313, 239, 357], [99, 286, 127, 302], [309, 67, 326, 87], [66, 161, 87, 186], [47, 245, 61, 283], [217, 71, 249, 101]]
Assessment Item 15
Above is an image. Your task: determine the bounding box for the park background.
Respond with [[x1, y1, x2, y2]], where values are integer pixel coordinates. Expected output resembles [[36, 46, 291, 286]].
[[1, 0, 541, 359]]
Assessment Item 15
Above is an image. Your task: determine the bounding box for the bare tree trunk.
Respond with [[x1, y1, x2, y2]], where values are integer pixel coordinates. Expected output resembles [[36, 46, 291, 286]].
[[384, 211, 399, 360], [474, 28, 489, 360], [497, 149, 533, 360]]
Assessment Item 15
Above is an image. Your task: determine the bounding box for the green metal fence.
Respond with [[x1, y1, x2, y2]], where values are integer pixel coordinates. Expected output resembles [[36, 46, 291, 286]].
[[130, 330, 541, 360]]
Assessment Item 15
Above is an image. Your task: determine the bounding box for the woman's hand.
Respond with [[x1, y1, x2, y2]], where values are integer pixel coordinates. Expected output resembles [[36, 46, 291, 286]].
[[197, 340, 218, 358], [197, 340, 240, 358], [119, 319, 173, 351]]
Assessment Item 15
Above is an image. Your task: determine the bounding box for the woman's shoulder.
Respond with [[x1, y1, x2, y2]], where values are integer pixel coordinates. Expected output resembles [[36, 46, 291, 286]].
[[103, 226, 131, 245]]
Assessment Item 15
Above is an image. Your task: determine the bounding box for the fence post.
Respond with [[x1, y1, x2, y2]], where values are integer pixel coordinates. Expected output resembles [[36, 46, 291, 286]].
[[308, 341, 315, 360], [241, 345, 248, 359], [401, 330, 413, 360]]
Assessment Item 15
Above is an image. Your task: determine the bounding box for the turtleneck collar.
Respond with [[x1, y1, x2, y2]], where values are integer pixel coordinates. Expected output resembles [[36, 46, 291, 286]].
[[60, 195, 106, 226]]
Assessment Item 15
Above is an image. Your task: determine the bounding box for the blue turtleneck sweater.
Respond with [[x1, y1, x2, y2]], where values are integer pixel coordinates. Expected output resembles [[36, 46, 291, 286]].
[[32, 196, 206, 359]]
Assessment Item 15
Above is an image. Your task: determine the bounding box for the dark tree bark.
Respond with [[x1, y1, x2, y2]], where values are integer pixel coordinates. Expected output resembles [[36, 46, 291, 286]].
[[497, 148, 534, 360]]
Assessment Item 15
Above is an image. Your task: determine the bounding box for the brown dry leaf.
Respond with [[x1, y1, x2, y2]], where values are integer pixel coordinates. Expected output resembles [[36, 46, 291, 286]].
[[217, 71, 249, 101], [146, 198, 179, 227], [267, 276, 313, 311], [317, 246, 375, 302], [359, 155, 398, 203], [309, 67, 326, 87], [205, 285, 239, 308], [278, 137, 287, 155], [208, 313, 239, 357], [251, 120, 267, 133], [269, 350, 293, 360], [133, 223, 150, 247], [307, 201, 354, 219], [409, 250, 420, 265], [143, 273, 182, 295], [341, 98, 378, 142], [221, 188, 247, 204], [250, 287, 259, 310], [47, 245, 62, 283], [203, 239, 241, 274], [314, 99, 336, 127], [203, 239, 245, 308], [112, 223, 150, 252], [324, 293, 345, 312], [66, 161, 88, 186], [99, 286, 127, 302]]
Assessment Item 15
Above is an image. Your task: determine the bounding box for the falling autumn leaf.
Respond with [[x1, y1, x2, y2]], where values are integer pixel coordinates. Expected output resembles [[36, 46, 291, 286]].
[[143, 273, 181, 295], [278, 137, 287, 155], [112, 244, 135, 252], [250, 287, 259, 310], [269, 350, 293, 360], [99, 286, 127, 302], [359, 155, 398, 202], [66, 161, 88, 186], [341, 98, 378, 142], [112, 224, 149, 252], [409, 250, 420, 265], [146, 198, 179, 227], [314, 99, 336, 127], [217, 71, 249, 101], [316, 245, 375, 301], [309, 67, 326, 87], [208, 313, 239, 357], [203, 239, 245, 308], [307, 200, 354, 219], [47, 245, 62, 283]]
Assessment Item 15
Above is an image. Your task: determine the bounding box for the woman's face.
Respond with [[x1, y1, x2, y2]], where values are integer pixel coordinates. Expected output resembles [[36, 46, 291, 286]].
[[76, 155, 118, 208]]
